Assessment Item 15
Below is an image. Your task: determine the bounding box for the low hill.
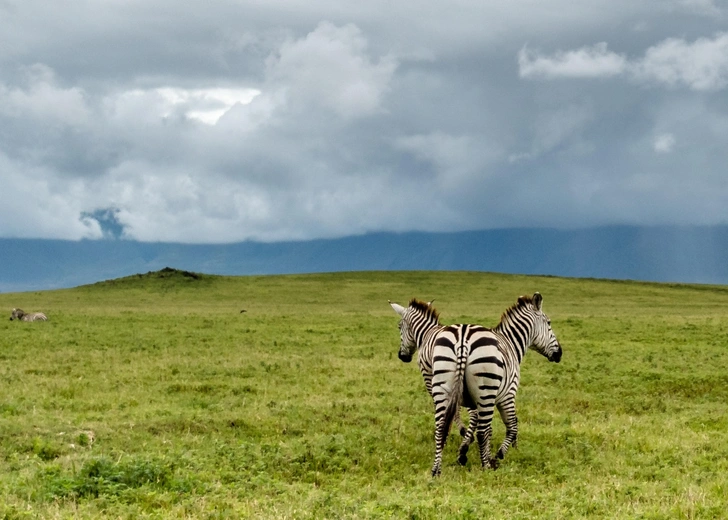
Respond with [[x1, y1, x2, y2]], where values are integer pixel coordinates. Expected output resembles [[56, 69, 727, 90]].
[[2, 225, 727, 292]]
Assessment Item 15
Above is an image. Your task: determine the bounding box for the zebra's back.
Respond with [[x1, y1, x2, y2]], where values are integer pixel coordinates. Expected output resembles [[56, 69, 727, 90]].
[[22, 312, 48, 322]]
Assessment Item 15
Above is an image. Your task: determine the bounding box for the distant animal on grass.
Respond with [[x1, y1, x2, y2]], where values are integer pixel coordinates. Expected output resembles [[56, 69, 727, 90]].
[[9, 308, 48, 322], [390, 292, 562, 476]]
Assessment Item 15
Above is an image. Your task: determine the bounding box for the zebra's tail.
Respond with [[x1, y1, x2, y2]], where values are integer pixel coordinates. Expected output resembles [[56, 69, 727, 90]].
[[443, 343, 467, 443], [456, 412, 466, 437]]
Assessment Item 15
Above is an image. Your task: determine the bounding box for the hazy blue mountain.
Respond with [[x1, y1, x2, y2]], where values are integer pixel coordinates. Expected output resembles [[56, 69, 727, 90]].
[[1, 226, 727, 292]]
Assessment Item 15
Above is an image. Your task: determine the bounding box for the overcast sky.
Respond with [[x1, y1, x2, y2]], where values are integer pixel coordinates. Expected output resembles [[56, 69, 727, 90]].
[[1, 0, 727, 243]]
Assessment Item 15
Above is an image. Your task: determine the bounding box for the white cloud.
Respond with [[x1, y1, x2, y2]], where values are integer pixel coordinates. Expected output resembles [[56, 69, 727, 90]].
[[0, 152, 103, 239], [634, 33, 728, 91], [103, 86, 260, 126], [520, 33, 728, 91], [518, 42, 628, 79], [86, 159, 434, 243], [156, 87, 260, 125], [0, 64, 90, 125], [265, 21, 397, 119], [96, 164, 277, 242], [654, 133, 676, 153]]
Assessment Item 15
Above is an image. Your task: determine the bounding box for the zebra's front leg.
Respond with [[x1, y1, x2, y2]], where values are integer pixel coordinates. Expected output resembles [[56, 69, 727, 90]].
[[457, 407, 477, 466], [496, 399, 518, 460]]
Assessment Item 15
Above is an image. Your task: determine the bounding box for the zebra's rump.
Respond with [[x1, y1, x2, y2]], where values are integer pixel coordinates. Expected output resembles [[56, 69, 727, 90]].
[[463, 331, 504, 403], [431, 325, 503, 399]]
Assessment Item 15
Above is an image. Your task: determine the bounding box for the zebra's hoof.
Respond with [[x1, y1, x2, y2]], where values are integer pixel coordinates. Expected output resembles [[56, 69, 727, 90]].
[[457, 453, 468, 466], [490, 458, 500, 470], [459, 426, 467, 437], [496, 448, 505, 460]]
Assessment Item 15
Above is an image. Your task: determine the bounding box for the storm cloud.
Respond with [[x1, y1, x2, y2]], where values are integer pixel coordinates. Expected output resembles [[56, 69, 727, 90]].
[[1, 0, 726, 243]]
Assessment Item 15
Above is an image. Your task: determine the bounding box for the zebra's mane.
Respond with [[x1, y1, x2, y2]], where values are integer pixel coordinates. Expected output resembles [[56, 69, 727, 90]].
[[497, 295, 535, 326], [408, 298, 440, 324]]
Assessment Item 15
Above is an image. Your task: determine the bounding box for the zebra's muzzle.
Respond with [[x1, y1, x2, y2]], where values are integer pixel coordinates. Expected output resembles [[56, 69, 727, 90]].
[[550, 346, 562, 363], [398, 352, 413, 363]]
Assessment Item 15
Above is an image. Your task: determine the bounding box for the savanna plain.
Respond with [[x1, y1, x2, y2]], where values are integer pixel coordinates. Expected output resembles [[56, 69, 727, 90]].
[[1, 269, 727, 519]]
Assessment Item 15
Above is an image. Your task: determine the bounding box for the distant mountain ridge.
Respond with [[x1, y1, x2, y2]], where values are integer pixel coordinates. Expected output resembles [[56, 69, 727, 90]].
[[1, 225, 727, 292]]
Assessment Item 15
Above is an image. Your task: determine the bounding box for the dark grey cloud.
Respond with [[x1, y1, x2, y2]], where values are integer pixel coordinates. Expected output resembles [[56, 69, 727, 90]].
[[1, 0, 727, 242]]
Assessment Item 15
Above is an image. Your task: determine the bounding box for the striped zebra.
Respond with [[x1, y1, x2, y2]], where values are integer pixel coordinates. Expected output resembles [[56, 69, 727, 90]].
[[390, 293, 562, 476], [9, 308, 48, 322], [387, 299, 471, 441]]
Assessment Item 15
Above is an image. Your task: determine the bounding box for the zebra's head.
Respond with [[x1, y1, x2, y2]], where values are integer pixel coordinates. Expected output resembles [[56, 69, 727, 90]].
[[9, 308, 23, 321], [518, 292, 562, 363], [389, 299, 438, 363]]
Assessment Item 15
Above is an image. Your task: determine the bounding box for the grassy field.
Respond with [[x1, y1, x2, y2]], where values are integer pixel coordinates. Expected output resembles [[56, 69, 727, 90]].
[[1, 268, 728, 519]]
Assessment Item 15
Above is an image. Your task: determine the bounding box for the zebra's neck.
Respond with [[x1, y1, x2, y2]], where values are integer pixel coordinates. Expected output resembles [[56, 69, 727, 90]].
[[406, 310, 441, 349], [493, 314, 533, 364], [417, 322, 442, 348]]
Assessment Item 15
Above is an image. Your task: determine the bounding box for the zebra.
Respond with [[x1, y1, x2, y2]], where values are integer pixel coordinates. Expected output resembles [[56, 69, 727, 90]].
[[387, 299, 471, 442], [390, 293, 562, 476], [9, 308, 48, 322], [390, 297, 492, 476]]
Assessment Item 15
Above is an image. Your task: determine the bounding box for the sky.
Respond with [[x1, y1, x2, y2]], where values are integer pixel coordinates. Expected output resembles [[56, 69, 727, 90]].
[[1, 0, 727, 244]]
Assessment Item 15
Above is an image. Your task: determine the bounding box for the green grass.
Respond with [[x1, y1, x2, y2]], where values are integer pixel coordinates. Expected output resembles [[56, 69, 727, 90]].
[[1, 268, 728, 518]]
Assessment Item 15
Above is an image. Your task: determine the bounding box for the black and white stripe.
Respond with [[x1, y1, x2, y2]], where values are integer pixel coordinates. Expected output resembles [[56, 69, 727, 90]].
[[390, 292, 562, 476], [9, 308, 48, 322], [388, 300, 469, 440], [391, 298, 499, 476], [457, 292, 562, 467]]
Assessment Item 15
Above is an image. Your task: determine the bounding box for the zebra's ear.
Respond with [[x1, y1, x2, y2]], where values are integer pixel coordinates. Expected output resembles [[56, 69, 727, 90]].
[[533, 292, 543, 310], [389, 301, 405, 316]]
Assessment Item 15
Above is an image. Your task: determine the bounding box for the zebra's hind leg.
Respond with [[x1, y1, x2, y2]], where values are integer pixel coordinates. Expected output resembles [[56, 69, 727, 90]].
[[431, 415, 451, 477], [457, 408, 477, 466], [476, 420, 498, 470], [474, 400, 499, 470], [496, 399, 518, 460]]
